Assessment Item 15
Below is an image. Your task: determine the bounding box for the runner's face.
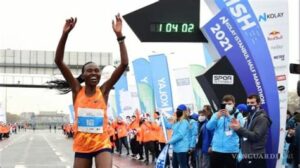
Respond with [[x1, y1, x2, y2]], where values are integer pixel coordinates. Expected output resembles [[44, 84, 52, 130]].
[[83, 63, 101, 86]]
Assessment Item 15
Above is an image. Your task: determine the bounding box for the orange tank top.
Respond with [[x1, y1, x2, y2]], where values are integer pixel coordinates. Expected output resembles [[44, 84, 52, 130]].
[[73, 87, 111, 153]]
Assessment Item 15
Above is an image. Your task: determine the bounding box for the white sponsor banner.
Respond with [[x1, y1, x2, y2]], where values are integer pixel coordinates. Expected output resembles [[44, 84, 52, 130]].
[[107, 90, 116, 120], [0, 102, 6, 123], [119, 90, 134, 119], [250, 0, 289, 167], [173, 67, 195, 111], [128, 84, 141, 113], [204, 1, 289, 167]]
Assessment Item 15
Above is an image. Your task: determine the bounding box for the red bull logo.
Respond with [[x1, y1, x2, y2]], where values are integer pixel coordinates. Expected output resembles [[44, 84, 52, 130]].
[[276, 75, 286, 81], [268, 31, 283, 41]]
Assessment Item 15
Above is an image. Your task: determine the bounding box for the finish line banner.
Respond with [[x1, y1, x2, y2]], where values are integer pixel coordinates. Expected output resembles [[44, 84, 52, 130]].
[[202, 0, 279, 167]]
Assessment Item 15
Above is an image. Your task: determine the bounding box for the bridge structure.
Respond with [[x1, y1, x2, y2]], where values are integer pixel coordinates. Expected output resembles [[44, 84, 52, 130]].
[[0, 49, 113, 88]]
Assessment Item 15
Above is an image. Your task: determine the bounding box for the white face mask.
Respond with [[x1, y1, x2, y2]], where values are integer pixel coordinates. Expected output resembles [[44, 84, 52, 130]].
[[225, 104, 234, 112], [198, 116, 206, 122]]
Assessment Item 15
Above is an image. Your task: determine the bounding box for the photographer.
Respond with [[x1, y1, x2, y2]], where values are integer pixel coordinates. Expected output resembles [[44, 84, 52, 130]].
[[206, 95, 244, 168]]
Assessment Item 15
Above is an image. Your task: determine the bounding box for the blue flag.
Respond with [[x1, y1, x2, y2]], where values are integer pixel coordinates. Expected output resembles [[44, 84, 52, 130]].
[[132, 58, 155, 115], [149, 54, 174, 115], [155, 145, 169, 168], [114, 73, 128, 116]]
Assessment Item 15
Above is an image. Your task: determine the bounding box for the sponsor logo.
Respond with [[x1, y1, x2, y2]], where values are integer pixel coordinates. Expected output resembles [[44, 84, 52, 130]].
[[270, 45, 284, 50], [267, 31, 283, 41], [123, 106, 132, 111], [273, 55, 285, 61], [274, 65, 287, 70], [258, 12, 284, 22], [176, 78, 190, 86], [212, 75, 234, 85], [278, 85, 285, 91], [276, 75, 286, 81]]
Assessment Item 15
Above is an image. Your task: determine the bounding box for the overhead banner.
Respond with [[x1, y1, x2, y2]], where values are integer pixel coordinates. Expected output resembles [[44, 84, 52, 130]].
[[202, 0, 280, 167], [149, 54, 174, 115], [114, 73, 129, 117], [189, 64, 209, 112], [132, 58, 155, 115], [173, 67, 195, 112]]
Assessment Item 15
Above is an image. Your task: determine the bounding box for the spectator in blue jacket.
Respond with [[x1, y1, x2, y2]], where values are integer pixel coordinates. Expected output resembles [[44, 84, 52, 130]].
[[196, 110, 213, 168], [236, 103, 248, 122], [167, 104, 190, 168], [188, 112, 199, 168], [206, 95, 244, 168]]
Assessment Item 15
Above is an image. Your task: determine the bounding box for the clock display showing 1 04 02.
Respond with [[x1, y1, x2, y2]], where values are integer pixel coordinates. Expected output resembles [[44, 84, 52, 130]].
[[150, 23, 196, 33]]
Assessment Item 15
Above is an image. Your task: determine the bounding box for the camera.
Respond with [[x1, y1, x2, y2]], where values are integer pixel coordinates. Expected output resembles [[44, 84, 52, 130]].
[[220, 103, 226, 110], [289, 64, 300, 96]]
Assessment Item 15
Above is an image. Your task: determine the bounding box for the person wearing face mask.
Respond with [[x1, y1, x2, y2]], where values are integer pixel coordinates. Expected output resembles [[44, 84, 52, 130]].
[[206, 95, 244, 168], [141, 113, 156, 165], [230, 94, 272, 168], [195, 110, 213, 168], [128, 109, 140, 159], [115, 117, 130, 156], [188, 112, 199, 168], [167, 104, 190, 168], [286, 111, 298, 130]]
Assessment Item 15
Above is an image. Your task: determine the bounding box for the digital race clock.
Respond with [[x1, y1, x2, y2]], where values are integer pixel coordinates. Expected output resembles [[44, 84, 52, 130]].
[[123, 0, 207, 42], [150, 23, 196, 33]]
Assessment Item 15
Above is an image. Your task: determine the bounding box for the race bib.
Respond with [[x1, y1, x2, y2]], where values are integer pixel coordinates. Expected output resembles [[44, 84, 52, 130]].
[[78, 108, 104, 134]]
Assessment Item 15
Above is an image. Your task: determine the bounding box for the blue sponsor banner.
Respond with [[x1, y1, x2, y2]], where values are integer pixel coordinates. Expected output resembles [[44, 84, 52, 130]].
[[114, 73, 128, 116], [203, 46, 214, 66], [155, 145, 169, 168], [202, 1, 279, 167], [149, 54, 174, 115], [132, 58, 155, 114]]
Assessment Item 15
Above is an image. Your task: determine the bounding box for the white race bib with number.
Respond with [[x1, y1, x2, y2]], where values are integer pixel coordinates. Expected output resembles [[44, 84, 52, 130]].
[[78, 108, 104, 134]]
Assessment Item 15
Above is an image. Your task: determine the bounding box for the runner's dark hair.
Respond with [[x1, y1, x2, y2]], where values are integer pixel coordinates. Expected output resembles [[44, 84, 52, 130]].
[[47, 61, 94, 94]]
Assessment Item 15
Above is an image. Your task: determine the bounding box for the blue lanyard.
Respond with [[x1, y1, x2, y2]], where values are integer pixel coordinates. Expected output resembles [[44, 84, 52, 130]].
[[223, 116, 231, 131]]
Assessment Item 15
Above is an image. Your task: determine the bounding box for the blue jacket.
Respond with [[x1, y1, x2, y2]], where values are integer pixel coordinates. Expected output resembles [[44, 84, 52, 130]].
[[188, 119, 198, 149], [168, 119, 190, 153], [206, 110, 244, 153], [196, 120, 214, 154]]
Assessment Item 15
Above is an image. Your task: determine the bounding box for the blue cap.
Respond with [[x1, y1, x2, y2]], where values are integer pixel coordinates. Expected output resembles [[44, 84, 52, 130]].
[[191, 113, 199, 120], [177, 104, 187, 111], [237, 104, 247, 112]]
